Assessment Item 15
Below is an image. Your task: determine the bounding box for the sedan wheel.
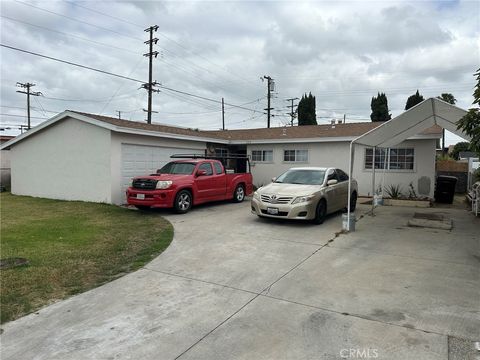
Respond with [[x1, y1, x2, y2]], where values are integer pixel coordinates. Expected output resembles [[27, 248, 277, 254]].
[[313, 199, 327, 224]]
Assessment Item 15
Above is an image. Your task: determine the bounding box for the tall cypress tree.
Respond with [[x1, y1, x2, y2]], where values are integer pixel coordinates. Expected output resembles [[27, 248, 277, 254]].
[[405, 90, 425, 110], [298, 92, 317, 126], [370, 92, 392, 122]]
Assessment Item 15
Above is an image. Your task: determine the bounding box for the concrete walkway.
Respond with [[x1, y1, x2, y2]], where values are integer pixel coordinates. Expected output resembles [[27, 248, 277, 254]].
[[1, 202, 479, 359]]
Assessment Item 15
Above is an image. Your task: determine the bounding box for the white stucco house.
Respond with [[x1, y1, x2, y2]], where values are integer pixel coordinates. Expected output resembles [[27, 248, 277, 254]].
[[2, 102, 455, 205]]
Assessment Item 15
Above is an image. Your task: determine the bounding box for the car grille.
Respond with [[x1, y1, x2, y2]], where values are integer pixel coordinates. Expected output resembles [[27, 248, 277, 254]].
[[260, 195, 293, 204], [132, 179, 157, 190], [261, 209, 289, 216]]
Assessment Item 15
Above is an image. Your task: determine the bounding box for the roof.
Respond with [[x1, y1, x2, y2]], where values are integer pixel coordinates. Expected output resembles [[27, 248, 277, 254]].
[[205, 122, 441, 141], [1, 107, 444, 150], [70, 111, 221, 140], [0, 135, 15, 143], [353, 98, 469, 148]]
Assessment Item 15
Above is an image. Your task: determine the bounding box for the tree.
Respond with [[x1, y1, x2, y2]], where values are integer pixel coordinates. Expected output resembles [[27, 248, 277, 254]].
[[370, 92, 391, 122], [297, 92, 317, 126], [437, 93, 457, 105], [405, 90, 424, 110], [450, 142, 471, 160], [457, 68, 480, 154]]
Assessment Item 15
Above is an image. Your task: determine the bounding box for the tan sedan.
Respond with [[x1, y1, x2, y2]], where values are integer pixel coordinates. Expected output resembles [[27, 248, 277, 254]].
[[251, 167, 358, 224]]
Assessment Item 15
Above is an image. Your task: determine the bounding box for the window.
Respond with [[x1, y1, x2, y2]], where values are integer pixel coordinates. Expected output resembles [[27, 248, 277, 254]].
[[336, 169, 349, 182], [283, 149, 308, 162], [365, 148, 414, 171], [252, 150, 273, 162], [365, 148, 388, 169], [198, 163, 213, 175], [213, 162, 223, 174], [215, 148, 228, 158]]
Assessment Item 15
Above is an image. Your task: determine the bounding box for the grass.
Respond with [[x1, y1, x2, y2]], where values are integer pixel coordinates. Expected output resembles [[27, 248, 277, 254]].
[[0, 193, 173, 324]]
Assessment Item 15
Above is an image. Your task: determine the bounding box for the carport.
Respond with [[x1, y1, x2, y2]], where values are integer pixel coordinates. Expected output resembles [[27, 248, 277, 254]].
[[346, 97, 470, 229]]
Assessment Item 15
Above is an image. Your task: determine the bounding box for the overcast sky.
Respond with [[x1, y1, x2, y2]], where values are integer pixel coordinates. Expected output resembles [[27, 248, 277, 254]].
[[1, 0, 478, 144]]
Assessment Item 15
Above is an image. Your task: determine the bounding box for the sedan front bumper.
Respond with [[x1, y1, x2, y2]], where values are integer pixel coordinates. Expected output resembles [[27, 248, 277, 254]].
[[251, 197, 317, 220]]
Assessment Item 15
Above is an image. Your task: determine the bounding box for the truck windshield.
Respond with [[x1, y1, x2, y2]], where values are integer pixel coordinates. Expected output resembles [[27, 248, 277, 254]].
[[275, 169, 325, 185], [158, 162, 196, 175]]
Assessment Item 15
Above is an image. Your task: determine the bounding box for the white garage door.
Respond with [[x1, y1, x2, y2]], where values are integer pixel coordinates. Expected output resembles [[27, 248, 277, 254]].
[[121, 144, 200, 195]]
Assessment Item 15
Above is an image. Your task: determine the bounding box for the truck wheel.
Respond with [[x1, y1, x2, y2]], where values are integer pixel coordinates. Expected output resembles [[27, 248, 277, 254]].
[[174, 190, 192, 214], [313, 199, 327, 224], [233, 185, 245, 203]]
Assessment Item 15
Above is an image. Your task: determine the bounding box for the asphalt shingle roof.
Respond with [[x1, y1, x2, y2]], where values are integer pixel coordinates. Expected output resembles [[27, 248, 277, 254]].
[[71, 111, 442, 142]]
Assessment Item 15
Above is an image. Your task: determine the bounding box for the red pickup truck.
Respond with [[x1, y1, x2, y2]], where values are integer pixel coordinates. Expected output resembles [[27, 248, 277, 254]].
[[126, 157, 253, 213]]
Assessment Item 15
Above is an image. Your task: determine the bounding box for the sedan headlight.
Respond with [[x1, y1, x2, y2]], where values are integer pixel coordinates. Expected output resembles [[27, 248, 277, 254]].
[[156, 180, 173, 189], [292, 195, 315, 204], [253, 191, 261, 200]]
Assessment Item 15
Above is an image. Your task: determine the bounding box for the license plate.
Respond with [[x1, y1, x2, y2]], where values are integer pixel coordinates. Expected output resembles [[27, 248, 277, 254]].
[[267, 207, 279, 215], [136, 194, 145, 200]]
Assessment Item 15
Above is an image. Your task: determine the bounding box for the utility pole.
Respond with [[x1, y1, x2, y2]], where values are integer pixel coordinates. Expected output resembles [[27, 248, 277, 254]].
[[222, 97, 225, 130], [263, 75, 274, 128], [116, 110, 122, 120], [16, 82, 42, 130], [285, 97, 299, 126], [143, 25, 160, 124]]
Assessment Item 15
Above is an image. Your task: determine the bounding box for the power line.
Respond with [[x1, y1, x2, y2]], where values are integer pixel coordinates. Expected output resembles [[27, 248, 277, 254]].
[[0, 113, 45, 120], [2, 44, 144, 83], [62, 0, 261, 90], [13, 0, 142, 42], [0, 15, 138, 55]]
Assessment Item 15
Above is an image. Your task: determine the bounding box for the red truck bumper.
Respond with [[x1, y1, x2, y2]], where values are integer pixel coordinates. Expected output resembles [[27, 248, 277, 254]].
[[126, 188, 175, 208]]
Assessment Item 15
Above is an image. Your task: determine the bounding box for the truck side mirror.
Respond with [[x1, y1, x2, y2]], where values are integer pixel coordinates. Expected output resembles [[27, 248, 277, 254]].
[[196, 169, 208, 177]]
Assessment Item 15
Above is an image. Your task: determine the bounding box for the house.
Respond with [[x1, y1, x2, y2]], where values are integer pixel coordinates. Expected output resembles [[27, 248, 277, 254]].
[[1, 105, 447, 204], [0, 135, 15, 189]]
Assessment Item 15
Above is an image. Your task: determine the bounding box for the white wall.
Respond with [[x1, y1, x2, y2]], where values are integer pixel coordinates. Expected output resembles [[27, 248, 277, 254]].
[[10, 118, 112, 202], [248, 139, 437, 198], [353, 139, 436, 198], [110, 132, 206, 204]]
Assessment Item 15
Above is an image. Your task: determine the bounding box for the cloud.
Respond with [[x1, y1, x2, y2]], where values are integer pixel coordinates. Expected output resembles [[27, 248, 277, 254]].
[[0, 0, 478, 143]]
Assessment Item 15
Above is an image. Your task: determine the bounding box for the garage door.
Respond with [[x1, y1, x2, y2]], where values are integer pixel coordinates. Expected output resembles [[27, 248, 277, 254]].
[[121, 144, 200, 196]]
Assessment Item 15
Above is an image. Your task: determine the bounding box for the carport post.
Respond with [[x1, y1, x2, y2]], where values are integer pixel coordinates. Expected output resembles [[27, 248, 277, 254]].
[[371, 146, 376, 216], [347, 141, 353, 231]]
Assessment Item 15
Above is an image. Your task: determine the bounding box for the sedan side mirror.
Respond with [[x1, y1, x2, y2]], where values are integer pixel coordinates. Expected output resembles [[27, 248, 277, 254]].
[[196, 169, 208, 177], [271, 177, 277, 182], [327, 179, 338, 186]]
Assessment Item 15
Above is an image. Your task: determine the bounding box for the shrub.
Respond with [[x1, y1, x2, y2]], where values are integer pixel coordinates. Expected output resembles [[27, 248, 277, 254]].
[[384, 184, 402, 199]]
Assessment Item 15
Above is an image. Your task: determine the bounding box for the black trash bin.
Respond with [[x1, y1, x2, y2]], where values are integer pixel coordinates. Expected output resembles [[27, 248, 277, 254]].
[[435, 175, 457, 204]]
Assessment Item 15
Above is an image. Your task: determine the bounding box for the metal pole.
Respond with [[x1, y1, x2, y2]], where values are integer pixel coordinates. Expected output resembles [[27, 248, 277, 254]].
[[347, 141, 353, 230], [222, 97, 225, 130], [372, 146, 376, 215]]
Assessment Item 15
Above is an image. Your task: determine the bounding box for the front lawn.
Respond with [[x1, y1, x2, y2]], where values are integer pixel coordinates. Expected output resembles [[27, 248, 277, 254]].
[[0, 193, 173, 324]]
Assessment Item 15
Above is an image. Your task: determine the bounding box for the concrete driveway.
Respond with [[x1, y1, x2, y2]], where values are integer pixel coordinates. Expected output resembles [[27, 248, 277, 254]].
[[1, 201, 479, 359]]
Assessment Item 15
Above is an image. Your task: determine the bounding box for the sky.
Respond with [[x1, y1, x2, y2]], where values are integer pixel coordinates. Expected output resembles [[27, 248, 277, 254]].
[[1, 0, 479, 145]]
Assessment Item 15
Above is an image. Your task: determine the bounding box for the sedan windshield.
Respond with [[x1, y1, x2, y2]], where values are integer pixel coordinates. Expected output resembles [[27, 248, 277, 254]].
[[158, 162, 196, 175], [275, 169, 325, 185]]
